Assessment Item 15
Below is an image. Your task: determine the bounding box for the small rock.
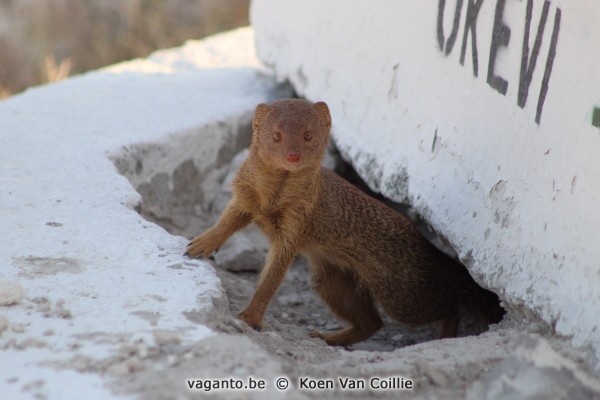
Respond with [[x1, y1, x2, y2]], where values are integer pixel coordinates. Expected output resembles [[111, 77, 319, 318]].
[[391, 334, 404, 342], [42, 329, 54, 336], [415, 358, 448, 386], [21, 379, 44, 392], [213, 227, 269, 272], [71, 355, 91, 372], [68, 342, 82, 350], [11, 323, 26, 333], [275, 349, 286, 357], [138, 346, 149, 359], [31, 297, 48, 305], [53, 308, 72, 319], [125, 356, 141, 371], [153, 329, 181, 346], [0, 315, 9, 333], [278, 294, 303, 307], [36, 303, 51, 313], [325, 322, 339, 330], [262, 331, 282, 341], [18, 338, 47, 349], [119, 344, 138, 356], [166, 355, 178, 367], [107, 363, 130, 377], [0, 281, 24, 306]]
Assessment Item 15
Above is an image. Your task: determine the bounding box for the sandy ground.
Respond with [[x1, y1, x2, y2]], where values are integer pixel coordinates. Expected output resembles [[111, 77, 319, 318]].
[[112, 147, 600, 400], [101, 254, 600, 400]]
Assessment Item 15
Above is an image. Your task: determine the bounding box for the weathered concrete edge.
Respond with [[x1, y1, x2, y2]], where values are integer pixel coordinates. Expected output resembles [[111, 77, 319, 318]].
[[0, 27, 292, 399]]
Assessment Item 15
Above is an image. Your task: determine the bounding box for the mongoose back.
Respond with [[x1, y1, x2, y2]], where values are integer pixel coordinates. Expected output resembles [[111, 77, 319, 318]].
[[186, 98, 503, 346]]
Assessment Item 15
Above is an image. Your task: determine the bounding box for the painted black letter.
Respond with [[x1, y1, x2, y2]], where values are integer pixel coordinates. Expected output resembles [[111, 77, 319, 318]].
[[487, 0, 511, 95], [437, 0, 464, 55], [518, 0, 550, 108], [460, 0, 484, 76], [535, 8, 561, 124]]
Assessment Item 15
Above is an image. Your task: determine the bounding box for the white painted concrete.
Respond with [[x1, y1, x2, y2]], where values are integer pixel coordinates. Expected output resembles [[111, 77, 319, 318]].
[[252, 0, 600, 372], [0, 27, 290, 399]]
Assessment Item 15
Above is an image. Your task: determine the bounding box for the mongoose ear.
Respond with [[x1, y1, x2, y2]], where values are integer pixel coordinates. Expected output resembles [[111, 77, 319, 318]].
[[313, 101, 331, 128], [253, 103, 270, 130]]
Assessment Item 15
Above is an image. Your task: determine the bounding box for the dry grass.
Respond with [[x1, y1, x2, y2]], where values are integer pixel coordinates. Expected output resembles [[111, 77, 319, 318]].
[[0, 0, 249, 97]]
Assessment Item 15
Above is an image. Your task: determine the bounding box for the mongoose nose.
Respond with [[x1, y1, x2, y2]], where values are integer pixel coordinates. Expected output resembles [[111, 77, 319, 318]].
[[286, 151, 301, 163]]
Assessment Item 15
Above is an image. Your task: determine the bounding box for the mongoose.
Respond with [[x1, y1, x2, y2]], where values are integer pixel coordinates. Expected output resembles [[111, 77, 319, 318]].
[[186, 98, 503, 346]]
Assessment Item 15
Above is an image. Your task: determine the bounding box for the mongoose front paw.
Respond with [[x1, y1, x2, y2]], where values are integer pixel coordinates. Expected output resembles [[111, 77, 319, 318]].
[[237, 311, 263, 331], [185, 233, 219, 259]]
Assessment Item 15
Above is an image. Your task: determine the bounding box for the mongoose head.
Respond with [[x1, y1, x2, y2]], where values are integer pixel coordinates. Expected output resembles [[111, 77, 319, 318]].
[[251, 99, 332, 172]]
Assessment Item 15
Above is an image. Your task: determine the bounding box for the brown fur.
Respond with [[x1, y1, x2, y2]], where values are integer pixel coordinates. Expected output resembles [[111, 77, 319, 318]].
[[186, 98, 503, 346]]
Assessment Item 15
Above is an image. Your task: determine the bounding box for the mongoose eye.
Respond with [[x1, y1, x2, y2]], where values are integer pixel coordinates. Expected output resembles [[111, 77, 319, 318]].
[[273, 132, 282, 142], [303, 131, 312, 141]]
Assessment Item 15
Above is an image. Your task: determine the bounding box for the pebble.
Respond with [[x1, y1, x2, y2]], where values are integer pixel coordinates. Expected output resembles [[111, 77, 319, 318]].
[[17, 338, 47, 349], [275, 349, 286, 357], [69, 342, 82, 350], [0, 315, 8, 333], [54, 308, 72, 319], [153, 329, 181, 346], [0, 281, 24, 306], [262, 331, 282, 341], [71, 355, 91, 372], [125, 356, 141, 371], [138, 346, 149, 359], [107, 363, 129, 376], [31, 297, 48, 304], [36, 303, 51, 313], [415, 358, 448, 386], [11, 323, 26, 333], [391, 334, 404, 342], [166, 355, 178, 367], [325, 322, 339, 330]]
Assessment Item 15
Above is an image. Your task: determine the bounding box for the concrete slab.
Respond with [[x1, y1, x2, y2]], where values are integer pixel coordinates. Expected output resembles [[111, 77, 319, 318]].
[[251, 0, 600, 373]]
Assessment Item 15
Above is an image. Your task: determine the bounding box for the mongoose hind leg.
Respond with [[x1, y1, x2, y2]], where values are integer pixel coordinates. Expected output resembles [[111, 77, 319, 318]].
[[308, 259, 382, 346]]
